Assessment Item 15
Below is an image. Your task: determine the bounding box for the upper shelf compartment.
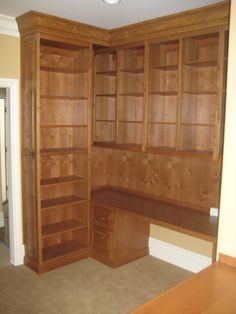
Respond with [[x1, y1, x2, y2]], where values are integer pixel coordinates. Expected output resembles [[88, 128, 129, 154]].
[[40, 39, 89, 74]]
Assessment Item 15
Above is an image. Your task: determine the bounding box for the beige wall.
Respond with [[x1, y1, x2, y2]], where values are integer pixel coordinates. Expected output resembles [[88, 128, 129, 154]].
[[217, 0, 236, 259], [0, 33, 20, 79], [150, 225, 212, 258]]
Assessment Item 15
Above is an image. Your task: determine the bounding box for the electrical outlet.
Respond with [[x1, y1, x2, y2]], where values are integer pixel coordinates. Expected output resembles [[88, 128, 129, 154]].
[[210, 207, 219, 217]]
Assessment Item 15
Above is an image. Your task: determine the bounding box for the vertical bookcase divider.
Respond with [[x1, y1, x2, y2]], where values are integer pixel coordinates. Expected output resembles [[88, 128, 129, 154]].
[[212, 29, 227, 160], [142, 41, 150, 152], [36, 33, 43, 265], [176, 38, 183, 151]]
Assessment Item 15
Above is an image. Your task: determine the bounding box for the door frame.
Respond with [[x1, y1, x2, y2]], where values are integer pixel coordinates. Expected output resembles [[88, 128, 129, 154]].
[[0, 78, 24, 265]]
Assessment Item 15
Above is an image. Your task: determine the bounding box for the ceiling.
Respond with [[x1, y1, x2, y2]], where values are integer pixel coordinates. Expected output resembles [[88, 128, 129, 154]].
[[0, 0, 224, 29]]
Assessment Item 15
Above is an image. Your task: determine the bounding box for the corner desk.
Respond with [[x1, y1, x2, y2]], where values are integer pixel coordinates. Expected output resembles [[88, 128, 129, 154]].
[[91, 186, 218, 267]]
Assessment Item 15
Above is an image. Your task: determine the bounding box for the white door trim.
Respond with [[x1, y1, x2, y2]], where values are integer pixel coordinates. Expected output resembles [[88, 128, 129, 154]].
[[0, 78, 24, 265]]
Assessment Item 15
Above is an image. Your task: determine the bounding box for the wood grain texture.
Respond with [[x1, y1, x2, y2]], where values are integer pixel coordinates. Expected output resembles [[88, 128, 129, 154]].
[[131, 261, 236, 314], [16, 11, 110, 46], [92, 147, 221, 211], [91, 203, 149, 267], [91, 187, 217, 242], [110, 1, 229, 46]]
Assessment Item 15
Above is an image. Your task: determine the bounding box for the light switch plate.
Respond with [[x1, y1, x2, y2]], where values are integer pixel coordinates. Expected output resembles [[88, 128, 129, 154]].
[[210, 207, 219, 217]]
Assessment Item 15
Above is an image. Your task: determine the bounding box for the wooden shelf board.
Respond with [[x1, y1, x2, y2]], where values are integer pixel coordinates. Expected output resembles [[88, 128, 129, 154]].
[[120, 68, 144, 74], [41, 195, 86, 209], [40, 124, 87, 128], [42, 240, 87, 262], [181, 123, 214, 127], [40, 147, 88, 155], [147, 146, 176, 154], [40, 95, 87, 100], [184, 59, 217, 67], [41, 175, 86, 186], [95, 119, 116, 123], [119, 93, 144, 97], [96, 70, 116, 76], [149, 121, 176, 125], [151, 64, 178, 71], [96, 94, 116, 97], [40, 66, 88, 74], [183, 91, 216, 95], [119, 120, 143, 124], [91, 187, 218, 242], [149, 91, 177, 96], [42, 220, 86, 238], [93, 142, 142, 152]]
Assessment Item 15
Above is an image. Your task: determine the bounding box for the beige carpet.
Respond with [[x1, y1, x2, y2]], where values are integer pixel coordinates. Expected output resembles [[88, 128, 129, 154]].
[[0, 242, 10, 268], [0, 256, 192, 314]]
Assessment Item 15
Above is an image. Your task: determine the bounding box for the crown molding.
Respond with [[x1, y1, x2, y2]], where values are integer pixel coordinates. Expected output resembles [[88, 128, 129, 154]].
[[0, 14, 19, 37]]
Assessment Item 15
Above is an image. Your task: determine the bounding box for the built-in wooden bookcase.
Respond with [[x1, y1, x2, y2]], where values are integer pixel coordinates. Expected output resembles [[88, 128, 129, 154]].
[[39, 39, 91, 268], [20, 35, 92, 272], [118, 46, 145, 148], [93, 30, 227, 160], [180, 33, 219, 156], [94, 50, 117, 143], [147, 40, 179, 152]]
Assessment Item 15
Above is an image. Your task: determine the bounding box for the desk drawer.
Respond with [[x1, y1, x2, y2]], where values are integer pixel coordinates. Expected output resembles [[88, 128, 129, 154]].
[[92, 206, 114, 230], [92, 227, 112, 259]]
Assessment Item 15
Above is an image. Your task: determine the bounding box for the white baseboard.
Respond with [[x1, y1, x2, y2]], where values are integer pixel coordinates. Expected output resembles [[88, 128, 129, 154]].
[[149, 237, 212, 273], [0, 211, 4, 228]]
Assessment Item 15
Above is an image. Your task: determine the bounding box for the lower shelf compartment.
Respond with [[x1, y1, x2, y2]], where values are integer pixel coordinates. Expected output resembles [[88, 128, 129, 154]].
[[42, 240, 87, 262], [42, 219, 86, 238]]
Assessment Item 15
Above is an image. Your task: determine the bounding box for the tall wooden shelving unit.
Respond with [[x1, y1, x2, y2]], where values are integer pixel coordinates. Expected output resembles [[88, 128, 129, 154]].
[[17, 2, 229, 273], [20, 32, 93, 272]]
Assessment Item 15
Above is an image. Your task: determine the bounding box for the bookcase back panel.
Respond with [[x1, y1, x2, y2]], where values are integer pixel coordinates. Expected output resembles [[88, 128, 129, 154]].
[[95, 97, 116, 120], [147, 124, 176, 148], [41, 181, 88, 201], [118, 122, 142, 144], [92, 147, 221, 211], [40, 72, 88, 98], [94, 121, 116, 142], [183, 34, 219, 62], [183, 65, 217, 93], [40, 154, 88, 179], [119, 72, 144, 94], [41, 203, 88, 227], [40, 127, 88, 149], [95, 52, 116, 72], [119, 96, 144, 122], [180, 125, 214, 152], [149, 69, 178, 93], [119, 48, 144, 70], [95, 75, 116, 95], [40, 99, 87, 125], [181, 95, 216, 124], [148, 95, 177, 123]]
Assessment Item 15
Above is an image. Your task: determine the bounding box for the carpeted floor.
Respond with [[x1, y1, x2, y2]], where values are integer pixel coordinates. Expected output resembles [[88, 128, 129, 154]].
[[0, 256, 192, 314], [0, 242, 10, 268]]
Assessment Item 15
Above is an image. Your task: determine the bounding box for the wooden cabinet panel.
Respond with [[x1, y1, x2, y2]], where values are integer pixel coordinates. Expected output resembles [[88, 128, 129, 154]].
[[91, 204, 149, 267]]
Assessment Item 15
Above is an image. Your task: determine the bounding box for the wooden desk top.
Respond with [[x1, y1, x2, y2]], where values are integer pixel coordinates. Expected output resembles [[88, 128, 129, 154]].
[[91, 187, 218, 243], [131, 259, 236, 314]]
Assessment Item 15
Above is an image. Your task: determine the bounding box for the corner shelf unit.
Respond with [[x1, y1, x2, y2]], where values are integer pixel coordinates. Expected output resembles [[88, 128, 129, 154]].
[[21, 35, 92, 272], [93, 30, 227, 160]]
